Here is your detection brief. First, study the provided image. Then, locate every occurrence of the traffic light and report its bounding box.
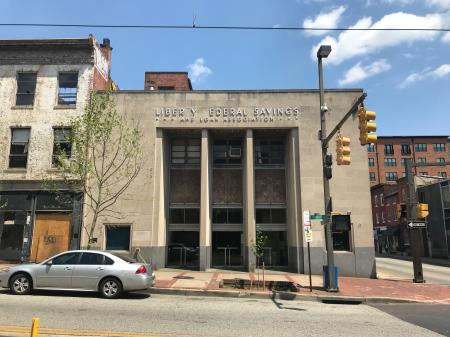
[358,106,377,146]
[324,154,332,179]
[336,133,351,165]
[416,203,429,218]
[396,203,407,219]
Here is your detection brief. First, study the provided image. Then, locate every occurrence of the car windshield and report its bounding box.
[110,252,137,263]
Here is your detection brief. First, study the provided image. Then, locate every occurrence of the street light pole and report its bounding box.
[317,45,338,292]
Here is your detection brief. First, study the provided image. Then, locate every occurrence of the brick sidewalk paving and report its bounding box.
[154,269,450,304]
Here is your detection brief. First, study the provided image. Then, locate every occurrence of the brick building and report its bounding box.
[144,72,192,91]
[0,36,113,262]
[368,136,450,185]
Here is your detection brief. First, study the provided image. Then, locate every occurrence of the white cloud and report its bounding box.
[187,58,212,83]
[381,0,414,4]
[303,6,346,36]
[403,52,414,58]
[398,63,450,87]
[339,59,391,85]
[426,0,450,9]
[442,31,450,43]
[310,12,444,65]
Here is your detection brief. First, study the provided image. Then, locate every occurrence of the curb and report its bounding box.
[146,287,421,304]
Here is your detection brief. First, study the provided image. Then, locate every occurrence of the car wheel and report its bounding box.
[9,273,32,295]
[100,277,122,299]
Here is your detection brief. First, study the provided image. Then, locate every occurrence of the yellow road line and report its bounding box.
[0,325,166,337]
[0,325,230,337]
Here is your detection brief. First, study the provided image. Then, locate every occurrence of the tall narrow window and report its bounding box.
[58,72,78,105]
[9,128,30,168]
[367,143,375,152]
[53,128,72,165]
[16,72,37,106]
[415,143,427,152]
[368,158,375,167]
[384,144,394,155]
[401,143,411,155]
[369,172,376,181]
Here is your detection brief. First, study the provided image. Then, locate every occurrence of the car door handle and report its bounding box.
[64,267,72,271]
[96,267,104,271]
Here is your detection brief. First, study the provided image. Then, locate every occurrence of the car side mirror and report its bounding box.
[46,260,53,266]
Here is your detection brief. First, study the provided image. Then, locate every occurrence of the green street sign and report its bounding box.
[310,213,325,220]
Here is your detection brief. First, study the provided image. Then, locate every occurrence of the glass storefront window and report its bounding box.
[212,208,243,224]
[256,208,286,224]
[169,208,200,224]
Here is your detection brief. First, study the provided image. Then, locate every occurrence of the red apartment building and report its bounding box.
[368,136,450,185]
[144,72,192,91]
[370,136,450,255]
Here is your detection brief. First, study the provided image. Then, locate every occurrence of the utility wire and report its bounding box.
[0,23,449,31]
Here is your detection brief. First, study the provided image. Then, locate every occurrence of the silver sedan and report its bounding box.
[0,250,155,299]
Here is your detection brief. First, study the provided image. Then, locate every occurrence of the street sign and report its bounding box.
[408,222,426,228]
[310,213,325,220]
[304,226,313,242]
[303,210,310,226]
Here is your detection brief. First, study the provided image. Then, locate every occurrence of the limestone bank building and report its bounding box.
[0,38,375,278]
[99,73,375,277]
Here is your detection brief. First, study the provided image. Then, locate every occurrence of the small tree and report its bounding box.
[250,225,268,290]
[47,91,143,249]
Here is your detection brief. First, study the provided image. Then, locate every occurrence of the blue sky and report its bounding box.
[1,0,449,136]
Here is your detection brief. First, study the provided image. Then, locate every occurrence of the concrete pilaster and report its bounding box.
[150,128,167,269]
[286,128,304,273]
[244,129,256,271]
[199,129,211,270]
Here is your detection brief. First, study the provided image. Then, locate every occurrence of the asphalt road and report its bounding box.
[376,257,450,285]
[0,290,446,337]
[371,303,450,337]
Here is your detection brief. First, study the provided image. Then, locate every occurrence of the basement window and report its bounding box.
[16,72,37,106]
[105,225,131,251]
[58,72,78,105]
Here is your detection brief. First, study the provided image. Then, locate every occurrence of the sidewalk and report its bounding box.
[152,269,450,304]
[2,263,450,304]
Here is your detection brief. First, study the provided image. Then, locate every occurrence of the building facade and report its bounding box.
[80,88,376,277]
[0,37,113,262]
[418,179,450,259]
[368,136,450,185]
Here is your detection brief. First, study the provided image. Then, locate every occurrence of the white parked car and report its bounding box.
[0,250,155,299]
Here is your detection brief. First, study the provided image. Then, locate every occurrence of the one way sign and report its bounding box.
[408,222,426,228]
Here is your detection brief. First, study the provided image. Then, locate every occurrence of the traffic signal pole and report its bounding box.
[318,53,338,292]
[405,160,424,283]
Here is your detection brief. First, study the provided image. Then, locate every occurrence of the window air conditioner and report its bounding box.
[229,146,242,158]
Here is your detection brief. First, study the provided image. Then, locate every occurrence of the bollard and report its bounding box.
[30,317,39,337]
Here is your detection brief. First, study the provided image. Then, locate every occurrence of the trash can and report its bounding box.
[323,265,339,289]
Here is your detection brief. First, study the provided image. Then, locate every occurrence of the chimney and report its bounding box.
[100,38,113,65]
